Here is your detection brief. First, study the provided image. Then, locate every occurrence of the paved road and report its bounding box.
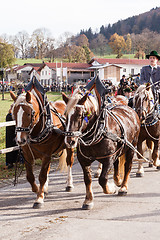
[0,160,160,240]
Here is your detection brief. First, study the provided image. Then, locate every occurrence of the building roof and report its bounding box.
[45,62,92,69]
[89,58,150,65]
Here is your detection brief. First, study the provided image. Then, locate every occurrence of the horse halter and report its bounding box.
[65,104,88,138]
[15,102,36,134]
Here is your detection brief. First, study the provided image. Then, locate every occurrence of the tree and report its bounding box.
[44,37,55,62]
[90,34,107,55]
[30,28,51,59]
[15,31,30,59]
[125,33,132,53]
[75,34,89,47]
[109,33,126,58]
[0,42,15,69]
[83,46,94,62]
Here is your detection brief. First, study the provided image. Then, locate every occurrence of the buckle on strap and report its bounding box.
[65,131,82,137]
[16,127,30,132]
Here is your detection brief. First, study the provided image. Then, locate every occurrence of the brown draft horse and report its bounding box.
[133,84,160,177]
[10,89,74,208]
[62,88,140,210]
[94,95,129,178]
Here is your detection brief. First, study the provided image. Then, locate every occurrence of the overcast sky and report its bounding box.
[1,0,160,40]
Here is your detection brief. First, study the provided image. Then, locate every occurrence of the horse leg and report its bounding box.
[99,161,116,194]
[152,140,160,169]
[94,162,102,178]
[43,163,50,196]
[136,140,144,177]
[118,148,134,196]
[77,154,94,210]
[33,159,50,209]
[146,139,154,167]
[113,158,122,187]
[25,161,39,194]
[66,148,74,192]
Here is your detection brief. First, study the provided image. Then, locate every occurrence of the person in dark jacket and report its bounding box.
[134,73,141,86]
[140,50,160,115]
[140,50,160,85]
[6,105,18,169]
[120,75,127,86]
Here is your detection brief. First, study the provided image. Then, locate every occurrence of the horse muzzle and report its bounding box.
[64,131,81,148]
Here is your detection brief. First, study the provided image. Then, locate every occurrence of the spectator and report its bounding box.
[6,105,18,169]
[134,73,140,86]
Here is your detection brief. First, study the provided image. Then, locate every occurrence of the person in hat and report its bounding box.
[140,50,160,117]
[140,50,160,85]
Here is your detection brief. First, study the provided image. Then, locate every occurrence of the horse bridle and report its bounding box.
[134,90,157,121]
[65,104,87,138]
[15,102,36,134]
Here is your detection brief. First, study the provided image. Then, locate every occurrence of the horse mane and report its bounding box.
[65,88,99,115]
[13,93,27,107]
[65,95,81,115]
[133,84,154,109]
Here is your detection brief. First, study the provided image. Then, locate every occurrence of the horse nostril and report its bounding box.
[17,138,26,145]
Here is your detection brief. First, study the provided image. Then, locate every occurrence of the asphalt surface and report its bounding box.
[0,160,160,240]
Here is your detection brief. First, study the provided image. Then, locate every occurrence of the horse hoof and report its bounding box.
[82,202,94,210]
[156,166,160,170]
[136,172,144,177]
[149,163,153,167]
[118,189,127,196]
[94,172,100,178]
[66,186,73,192]
[33,202,43,209]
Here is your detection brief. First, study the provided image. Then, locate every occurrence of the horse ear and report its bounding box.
[78,91,89,105]
[10,91,17,102]
[62,92,69,104]
[26,91,32,103]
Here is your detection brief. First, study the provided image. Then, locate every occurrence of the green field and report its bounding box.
[14,54,136,66]
[0,91,63,180]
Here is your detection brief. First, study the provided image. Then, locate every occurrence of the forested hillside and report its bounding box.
[80,7,160,41]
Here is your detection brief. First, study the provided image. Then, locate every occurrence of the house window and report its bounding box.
[91,72,94,77]
[45,71,47,75]
[123,68,126,72]
[131,69,134,75]
[42,71,44,76]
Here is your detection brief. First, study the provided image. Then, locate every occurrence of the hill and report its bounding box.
[80,7,160,41]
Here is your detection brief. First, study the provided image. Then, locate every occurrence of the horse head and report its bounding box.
[133,83,155,122]
[10,91,40,146]
[62,89,99,148]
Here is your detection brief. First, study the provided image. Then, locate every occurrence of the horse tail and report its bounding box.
[118,154,125,180]
[58,149,68,172]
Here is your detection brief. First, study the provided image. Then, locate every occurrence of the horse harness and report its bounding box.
[15,98,66,144]
[65,103,126,160]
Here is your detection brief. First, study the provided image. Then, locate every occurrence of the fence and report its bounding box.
[0,121,19,154]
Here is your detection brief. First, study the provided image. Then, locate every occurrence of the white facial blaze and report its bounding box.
[66,109,74,131]
[64,109,74,146]
[16,107,24,142]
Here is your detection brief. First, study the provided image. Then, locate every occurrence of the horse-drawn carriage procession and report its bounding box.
[5,50,160,211]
